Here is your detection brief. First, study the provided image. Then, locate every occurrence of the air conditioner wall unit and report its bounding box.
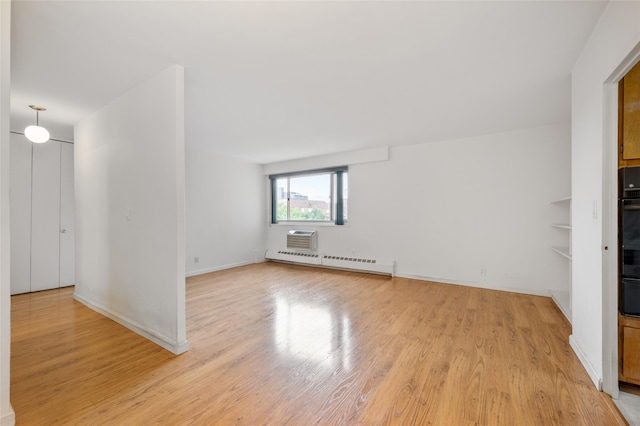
[286,230,317,251]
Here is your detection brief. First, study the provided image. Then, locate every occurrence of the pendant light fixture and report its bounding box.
[24,105,50,143]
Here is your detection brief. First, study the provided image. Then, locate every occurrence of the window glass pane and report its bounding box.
[276,178,288,221]
[289,174,331,221]
[270,168,347,224]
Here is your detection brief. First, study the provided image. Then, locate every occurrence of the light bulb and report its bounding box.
[25,125,50,143]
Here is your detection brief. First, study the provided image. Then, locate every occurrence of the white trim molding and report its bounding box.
[570,334,603,391]
[73,293,189,355]
[0,407,15,426]
[186,259,262,278]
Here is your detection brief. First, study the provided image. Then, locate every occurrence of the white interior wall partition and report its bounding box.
[0,1,14,423]
[74,65,187,355]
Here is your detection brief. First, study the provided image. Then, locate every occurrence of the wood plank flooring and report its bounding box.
[11,263,627,425]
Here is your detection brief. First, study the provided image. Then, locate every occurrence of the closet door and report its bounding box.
[30,142,61,292]
[59,143,75,286]
[10,134,32,295]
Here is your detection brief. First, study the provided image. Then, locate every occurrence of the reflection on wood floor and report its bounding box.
[11,262,627,425]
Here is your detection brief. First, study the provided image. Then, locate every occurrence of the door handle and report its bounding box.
[60,229,66,234]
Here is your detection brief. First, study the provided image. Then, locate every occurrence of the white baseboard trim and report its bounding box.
[0,404,15,426]
[185,259,263,278]
[550,290,571,323]
[395,273,550,298]
[73,293,189,355]
[569,334,602,391]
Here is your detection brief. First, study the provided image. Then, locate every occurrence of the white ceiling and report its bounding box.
[10,1,607,164]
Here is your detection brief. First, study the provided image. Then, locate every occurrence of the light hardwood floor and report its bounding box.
[11,263,627,425]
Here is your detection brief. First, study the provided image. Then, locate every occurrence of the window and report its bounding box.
[270,167,348,225]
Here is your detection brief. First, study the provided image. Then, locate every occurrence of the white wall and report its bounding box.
[74,65,188,354]
[571,1,640,390]
[185,149,265,276]
[266,123,571,296]
[0,0,14,424]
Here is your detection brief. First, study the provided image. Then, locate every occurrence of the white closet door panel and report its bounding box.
[31,142,61,292]
[59,143,75,287]
[10,134,32,295]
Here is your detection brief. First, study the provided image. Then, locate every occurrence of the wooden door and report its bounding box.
[620,61,640,166]
[622,326,640,383]
[619,314,640,385]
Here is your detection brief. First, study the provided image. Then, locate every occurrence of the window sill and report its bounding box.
[270,221,348,227]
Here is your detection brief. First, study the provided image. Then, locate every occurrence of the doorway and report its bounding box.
[602,45,640,418]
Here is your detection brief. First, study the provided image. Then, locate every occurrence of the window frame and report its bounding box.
[269,166,348,225]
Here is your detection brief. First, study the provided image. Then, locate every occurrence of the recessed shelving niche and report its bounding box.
[551,196,571,322]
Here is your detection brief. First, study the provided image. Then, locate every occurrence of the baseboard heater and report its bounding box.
[265,249,395,276]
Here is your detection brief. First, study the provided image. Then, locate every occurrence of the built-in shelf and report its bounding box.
[551,246,572,260]
[551,196,572,203]
[551,196,572,323]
